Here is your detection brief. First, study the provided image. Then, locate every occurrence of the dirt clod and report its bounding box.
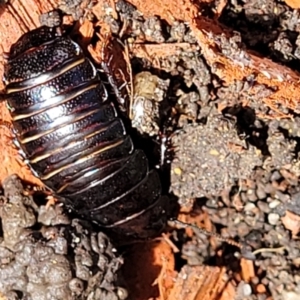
[0,175,126,300]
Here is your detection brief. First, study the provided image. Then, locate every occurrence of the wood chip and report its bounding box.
[167,265,229,300]
[284,0,300,8]
[240,257,255,282]
[281,210,300,237]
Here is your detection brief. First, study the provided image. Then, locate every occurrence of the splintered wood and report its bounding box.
[284,0,300,9]
[0,0,297,299]
[128,0,300,118]
[167,266,229,300]
[122,240,176,300]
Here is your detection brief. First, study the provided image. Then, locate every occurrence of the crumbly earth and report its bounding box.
[102,1,300,299]
[2,0,300,299]
[0,175,127,300]
[170,114,263,199]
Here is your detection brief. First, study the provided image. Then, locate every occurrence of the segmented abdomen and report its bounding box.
[3,26,166,238]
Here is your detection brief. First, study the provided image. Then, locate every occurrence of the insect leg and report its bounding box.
[168,219,256,261]
[100,36,130,113]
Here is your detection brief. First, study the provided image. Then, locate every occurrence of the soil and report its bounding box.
[1,0,300,299]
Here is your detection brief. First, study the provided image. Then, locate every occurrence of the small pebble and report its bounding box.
[257,201,271,213]
[236,281,252,298]
[269,199,281,209]
[244,203,256,212]
[268,213,280,225]
[174,167,182,176]
[256,284,267,294]
[247,189,258,202]
[282,291,300,300]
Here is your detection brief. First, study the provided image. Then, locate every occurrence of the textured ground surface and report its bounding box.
[1,0,300,299]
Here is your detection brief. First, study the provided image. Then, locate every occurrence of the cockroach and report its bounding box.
[0,23,169,241]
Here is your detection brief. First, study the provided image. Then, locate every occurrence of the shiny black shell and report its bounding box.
[2,26,168,239]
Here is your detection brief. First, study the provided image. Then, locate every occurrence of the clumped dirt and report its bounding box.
[2,0,300,299]
[0,175,126,300]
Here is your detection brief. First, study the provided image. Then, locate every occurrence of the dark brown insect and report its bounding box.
[0,24,169,241]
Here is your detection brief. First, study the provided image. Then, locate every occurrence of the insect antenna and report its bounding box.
[168,219,256,261]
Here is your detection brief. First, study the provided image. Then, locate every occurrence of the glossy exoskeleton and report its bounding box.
[1,25,169,240]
